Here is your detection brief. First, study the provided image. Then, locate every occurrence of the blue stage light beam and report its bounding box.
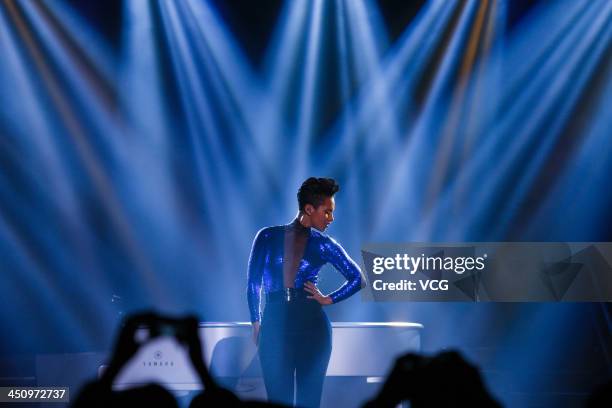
[327,0,391,251]
[369,0,479,239]
[157,0,240,246]
[487,3,611,239]
[0,7,75,200]
[408,0,501,240]
[157,0,328,320]
[414,0,590,240]
[420,0,494,219]
[183,0,264,117]
[324,0,458,197]
[0,5,116,343]
[441,0,611,240]
[522,59,612,240]
[183,0,261,108]
[0,207,95,350]
[407,0,610,243]
[445,0,507,225]
[342,0,393,141]
[121,0,170,145]
[263,0,309,89]
[262,0,309,166]
[26,0,167,298]
[289,0,326,201]
[345,0,389,84]
[117,0,218,313]
[1,0,170,331]
[17,0,122,151]
[157,0,274,319]
[321,0,457,174]
[177,0,274,205]
[318,0,458,256]
[37,0,116,91]
[325,0,467,328]
[332,0,360,254]
[162,0,263,189]
[366,3,612,401]
[333,0,361,254]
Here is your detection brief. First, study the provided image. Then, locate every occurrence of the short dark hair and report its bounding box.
[297,177,339,211]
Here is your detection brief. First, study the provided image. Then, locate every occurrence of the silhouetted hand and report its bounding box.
[363,351,501,408]
[175,316,217,390]
[75,312,184,408]
[99,312,160,387]
[363,353,425,408]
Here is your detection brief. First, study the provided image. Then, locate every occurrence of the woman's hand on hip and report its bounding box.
[304,281,333,305]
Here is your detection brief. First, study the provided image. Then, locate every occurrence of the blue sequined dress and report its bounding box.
[247,220,362,322]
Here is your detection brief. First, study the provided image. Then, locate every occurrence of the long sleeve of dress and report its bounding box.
[322,236,362,303]
[247,228,269,322]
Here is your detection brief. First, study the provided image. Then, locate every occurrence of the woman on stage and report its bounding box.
[247,177,362,408]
